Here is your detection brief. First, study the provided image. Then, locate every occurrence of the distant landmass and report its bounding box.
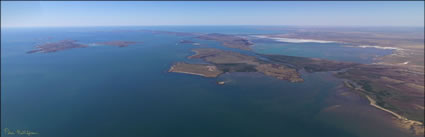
[27,40,139,53]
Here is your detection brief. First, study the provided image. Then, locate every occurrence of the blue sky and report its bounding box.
[1,1,424,27]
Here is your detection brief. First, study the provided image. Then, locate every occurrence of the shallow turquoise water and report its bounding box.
[1,27,412,137]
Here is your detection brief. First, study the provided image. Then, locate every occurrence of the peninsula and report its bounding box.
[169,48,303,82]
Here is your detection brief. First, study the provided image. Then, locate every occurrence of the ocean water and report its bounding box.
[1,27,413,137]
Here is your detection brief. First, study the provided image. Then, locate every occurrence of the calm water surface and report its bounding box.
[1,27,412,137]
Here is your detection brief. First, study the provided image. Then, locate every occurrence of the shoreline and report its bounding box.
[168,65,219,78]
[253,35,337,43]
[343,81,424,136]
[188,50,200,59]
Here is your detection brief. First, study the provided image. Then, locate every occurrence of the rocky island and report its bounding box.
[27,40,88,54]
[27,40,140,53]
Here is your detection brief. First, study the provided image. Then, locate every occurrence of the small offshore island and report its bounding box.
[27,40,139,53]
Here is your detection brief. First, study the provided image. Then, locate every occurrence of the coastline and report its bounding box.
[344,81,424,136]
[168,65,220,78]
[188,50,200,59]
[253,35,337,43]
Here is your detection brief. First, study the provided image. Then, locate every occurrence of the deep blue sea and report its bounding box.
[1,26,412,137]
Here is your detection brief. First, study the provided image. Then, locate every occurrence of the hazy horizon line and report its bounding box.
[2,24,424,29]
